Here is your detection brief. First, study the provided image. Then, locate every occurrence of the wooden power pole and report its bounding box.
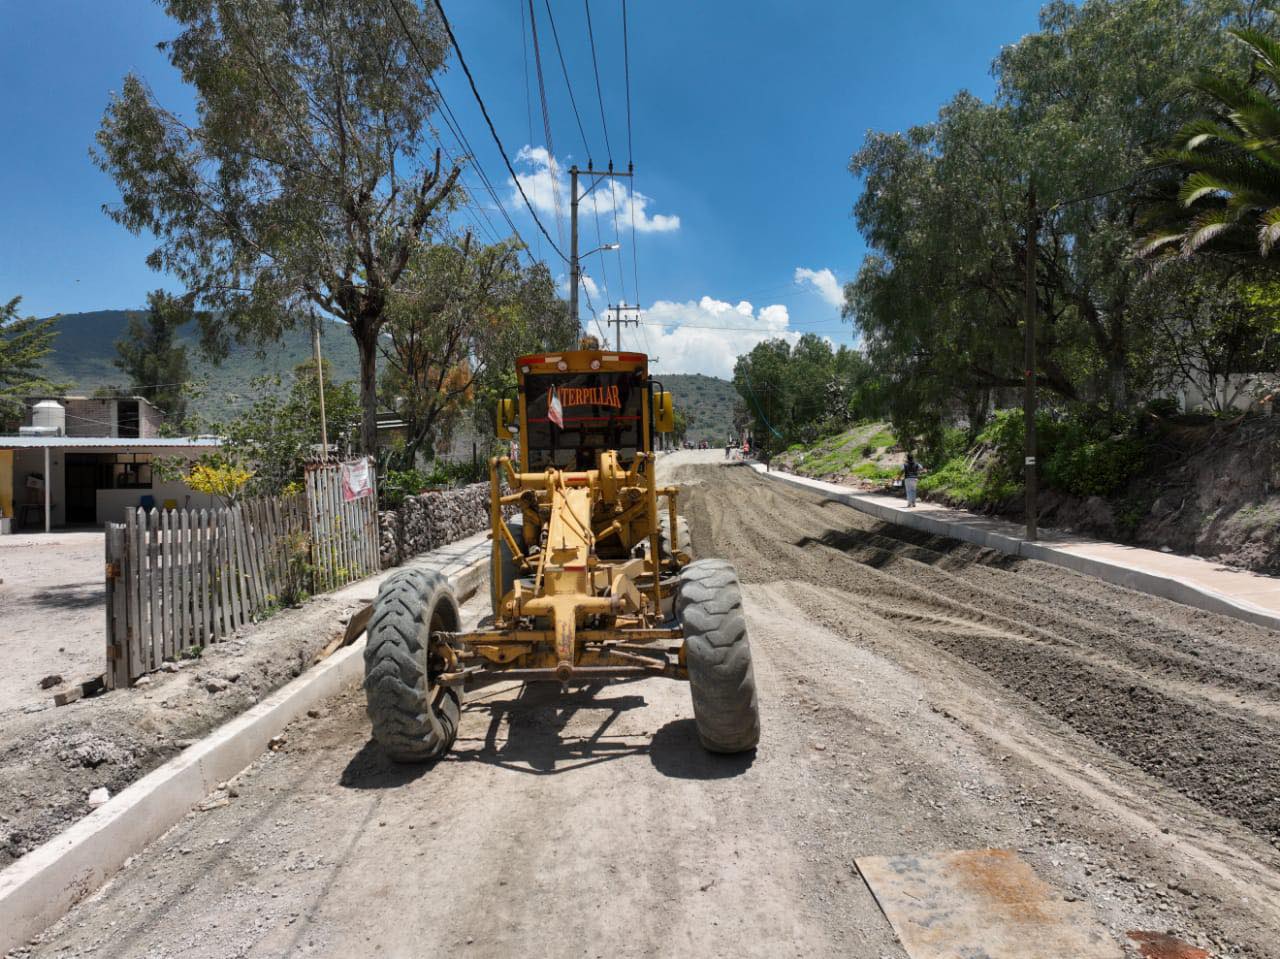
[311,310,329,457]
[1024,184,1038,542]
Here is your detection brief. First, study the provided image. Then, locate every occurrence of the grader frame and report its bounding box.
[362,346,760,760]
[439,348,688,690]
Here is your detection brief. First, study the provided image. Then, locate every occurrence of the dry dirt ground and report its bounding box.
[0,532,106,712]
[11,452,1280,958]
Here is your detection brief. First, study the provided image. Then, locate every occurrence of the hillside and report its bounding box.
[36,310,738,440]
[662,373,737,444]
[37,310,360,423]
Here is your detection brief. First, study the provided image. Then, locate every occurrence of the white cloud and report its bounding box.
[794,266,843,308]
[512,146,680,235]
[556,272,600,301]
[629,295,799,379]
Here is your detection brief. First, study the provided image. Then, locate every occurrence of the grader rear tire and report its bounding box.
[490,516,523,617]
[364,569,461,762]
[677,559,760,753]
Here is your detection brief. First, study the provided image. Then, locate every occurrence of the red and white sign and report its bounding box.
[548,386,564,429]
[341,457,373,502]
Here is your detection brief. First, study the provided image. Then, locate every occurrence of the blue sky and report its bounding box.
[0,0,1045,378]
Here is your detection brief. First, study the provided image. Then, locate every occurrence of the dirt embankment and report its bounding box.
[0,588,369,869]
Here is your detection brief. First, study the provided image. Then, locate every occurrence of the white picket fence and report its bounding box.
[105,461,378,687]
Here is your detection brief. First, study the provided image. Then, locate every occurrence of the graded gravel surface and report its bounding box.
[14,453,1280,958]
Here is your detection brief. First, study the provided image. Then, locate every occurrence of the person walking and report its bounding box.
[902,452,923,508]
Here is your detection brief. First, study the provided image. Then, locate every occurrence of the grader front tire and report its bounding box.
[364,569,462,762]
[677,559,760,753]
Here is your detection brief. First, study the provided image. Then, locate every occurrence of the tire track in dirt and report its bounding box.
[679,464,1280,846]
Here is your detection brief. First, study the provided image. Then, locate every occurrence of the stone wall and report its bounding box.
[379,482,499,567]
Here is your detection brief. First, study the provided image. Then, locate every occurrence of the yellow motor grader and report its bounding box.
[362,346,760,761]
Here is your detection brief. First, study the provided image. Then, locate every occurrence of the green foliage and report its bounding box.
[1144,26,1280,263]
[94,0,463,452]
[383,238,576,468]
[0,296,62,430]
[201,359,362,497]
[380,459,487,508]
[732,335,872,452]
[845,0,1268,449]
[114,290,191,424]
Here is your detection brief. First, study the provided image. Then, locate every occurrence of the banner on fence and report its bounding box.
[341,457,373,501]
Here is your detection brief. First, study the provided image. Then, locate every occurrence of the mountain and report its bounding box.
[36,310,359,423]
[37,309,738,440]
[662,372,738,444]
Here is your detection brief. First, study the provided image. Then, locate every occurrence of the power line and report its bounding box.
[583,0,613,163]
[384,0,534,261]
[621,0,641,305]
[427,0,569,263]
[525,0,568,250]
[542,0,592,159]
[518,0,542,261]
[622,0,634,167]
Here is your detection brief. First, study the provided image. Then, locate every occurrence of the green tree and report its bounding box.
[380,235,574,467]
[213,358,361,496]
[114,290,192,424]
[0,297,61,430]
[846,0,1263,447]
[1144,27,1280,264]
[94,0,462,455]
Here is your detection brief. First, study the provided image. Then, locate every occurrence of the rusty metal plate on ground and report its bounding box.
[855,848,1123,959]
[1127,931,1211,959]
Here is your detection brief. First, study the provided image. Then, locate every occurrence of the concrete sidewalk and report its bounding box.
[753,464,1280,633]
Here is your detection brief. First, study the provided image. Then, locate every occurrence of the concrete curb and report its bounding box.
[0,549,489,956]
[752,464,1280,634]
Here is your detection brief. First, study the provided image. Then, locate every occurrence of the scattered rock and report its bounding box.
[205,680,227,694]
[87,787,110,809]
[159,662,181,673]
[38,675,63,690]
[268,735,287,751]
[133,675,153,688]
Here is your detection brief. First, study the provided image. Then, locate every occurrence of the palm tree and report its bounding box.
[1143,28,1280,263]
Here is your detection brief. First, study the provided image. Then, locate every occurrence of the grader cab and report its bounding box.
[363,347,760,761]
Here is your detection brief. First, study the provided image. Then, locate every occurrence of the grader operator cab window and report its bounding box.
[523,370,646,471]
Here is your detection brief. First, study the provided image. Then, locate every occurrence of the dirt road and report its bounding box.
[18,453,1280,958]
[0,532,105,712]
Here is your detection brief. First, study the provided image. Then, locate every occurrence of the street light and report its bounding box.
[582,242,620,257]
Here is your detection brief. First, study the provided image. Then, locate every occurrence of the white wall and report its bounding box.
[96,481,217,525]
[7,447,216,529]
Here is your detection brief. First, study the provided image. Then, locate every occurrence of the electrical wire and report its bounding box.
[524,0,568,250]
[381,0,537,259]
[583,0,612,162]
[543,0,592,160]
[424,0,569,262]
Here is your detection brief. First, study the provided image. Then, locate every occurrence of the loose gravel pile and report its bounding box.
[684,464,1280,846]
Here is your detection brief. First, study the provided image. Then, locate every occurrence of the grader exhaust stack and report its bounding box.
[363,347,760,761]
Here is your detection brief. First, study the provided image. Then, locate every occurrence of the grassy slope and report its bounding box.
[773,423,901,486]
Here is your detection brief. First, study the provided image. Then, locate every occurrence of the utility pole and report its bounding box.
[606,303,640,351]
[569,165,580,333]
[311,310,329,457]
[1024,183,1038,542]
[568,164,632,334]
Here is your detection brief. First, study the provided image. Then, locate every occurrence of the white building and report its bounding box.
[0,396,221,532]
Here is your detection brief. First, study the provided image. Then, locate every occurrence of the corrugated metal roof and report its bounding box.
[0,436,222,449]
